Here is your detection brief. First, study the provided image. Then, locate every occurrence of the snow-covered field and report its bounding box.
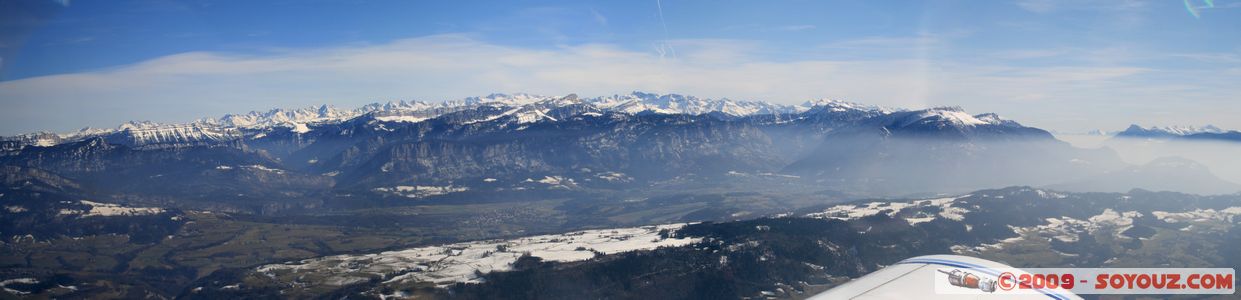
[253,223,700,288]
[806,196,966,226]
[374,115,429,123]
[1152,207,1241,223]
[373,185,468,198]
[214,164,286,174]
[804,190,1241,255]
[0,278,37,295]
[57,200,165,217]
[595,171,632,182]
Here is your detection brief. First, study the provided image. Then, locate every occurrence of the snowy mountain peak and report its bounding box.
[546,94,583,106]
[972,113,1021,127]
[910,107,985,126]
[589,91,801,116]
[973,112,1002,122]
[211,105,353,129]
[798,98,888,114]
[882,107,1021,130]
[117,121,162,131]
[1113,124,1240,143]
[464,93,548,107]
[1123,124,1224,136]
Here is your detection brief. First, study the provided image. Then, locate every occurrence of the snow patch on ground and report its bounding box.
[962,209,1148,253]
[514,109,557,124]
[253,224,700,288]
[290,123,310,133]
[375,115,429,123]
[1088,209,1141,227]
[535,176,568,185]
[373,185,468,198]
[968,236,1026,252]
[462,107,522,125]
[725,170,801,179]
[57,200,165,217]
[1152,207,1241,223]
[527,176,576,189]
[807,202,914,220]
[0,278,38,295]
[595,172,632,183]
[1035,189,1068,199]
[242,165,285,174]
[904,216,936,225]
[806,196,970,226]
[939,207,969,221]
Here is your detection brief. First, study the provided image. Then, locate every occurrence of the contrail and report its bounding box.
[655,0,677,59]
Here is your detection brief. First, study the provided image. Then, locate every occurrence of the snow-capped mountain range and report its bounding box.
[1112,124,1241,144]
[8,89,1199,204]
[208,91,837,130]
[3,91,913,148]
[1116,124,1226,137]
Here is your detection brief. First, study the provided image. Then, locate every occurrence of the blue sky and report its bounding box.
[1,0,1240,135]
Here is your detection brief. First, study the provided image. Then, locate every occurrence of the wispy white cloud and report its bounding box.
[43,36,95,46]
[1015,0,1151,27]
[1017,0,1149,13]
[1016,0,1058,13]
[590,8,607,26]
[0,34,1237,135]
[777,25,815,32]
[1170,52,1241,63]
[720,24,817,33]
[989,48,1072,60]
[819,35,942,49]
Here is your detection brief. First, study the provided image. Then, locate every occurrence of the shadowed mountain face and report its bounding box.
[1,94,1234,216]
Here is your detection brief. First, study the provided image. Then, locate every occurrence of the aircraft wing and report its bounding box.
[808,254,1083,300]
